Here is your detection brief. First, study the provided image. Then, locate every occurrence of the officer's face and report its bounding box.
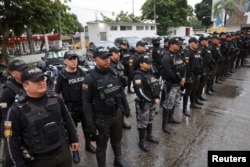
[169,43,180,52]
[64,56,78,69]
[140,62,151,71]
[110,52,120,62]
[136,45,146,53]
[10,70,22,83]
[95,56,110,70]
[189,42,198,50]
[23,76,47,97]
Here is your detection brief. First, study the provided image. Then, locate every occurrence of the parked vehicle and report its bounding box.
[86,41,116,60]
[114,37,142,53]
[43,48,84,70]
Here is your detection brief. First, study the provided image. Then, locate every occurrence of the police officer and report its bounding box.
[183,37,202,116]
[119,40,132,94]
[197,36,215,101]
[5,67,79,167]
[109,47,131,129]
[82,47,127,167]
[128,40,147,93]
[0,59,28,167]
[161,37,186,133]
[133,54,160,152]
[55,51,96,154]
[151,37,162,73]
[207,35,221,94]
[218,32,229,81]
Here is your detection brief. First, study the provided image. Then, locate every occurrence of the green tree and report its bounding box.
[101,11,141,23]
[141,0,190,35]
[213,0,235,27]
[0,0,83,63]
[195,0,213,28]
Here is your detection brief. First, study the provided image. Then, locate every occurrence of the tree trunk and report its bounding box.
[27,26,34,54]
[0,21,10,64]
[224,10,227,27]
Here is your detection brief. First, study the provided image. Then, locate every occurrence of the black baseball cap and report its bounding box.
[136,40,147,47]
[120,40,127,45]
[168,37,182,45]
[137,54,153,64]
[8,60,28,72]
[164,37,169,43]
[199,36,208,42]
[219,32,227,37]
[21,67,45,82]
[109,47,120,53]
[188,37,199,43]
[93,47,112,58]
[64,51,78,59]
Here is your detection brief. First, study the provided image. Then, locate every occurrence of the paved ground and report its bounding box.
[16,54,250,167]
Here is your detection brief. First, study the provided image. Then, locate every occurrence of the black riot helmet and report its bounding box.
[152,37,161,47]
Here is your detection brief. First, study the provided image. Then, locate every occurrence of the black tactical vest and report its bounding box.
[89,69,122,115]
[171,53,186,77]
[15,94,65,156]
[134,70,161,99]
[59,68,85,103]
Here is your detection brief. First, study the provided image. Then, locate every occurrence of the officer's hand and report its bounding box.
[154,98,160,104]
[71,142,80,151]
[124,110,130,118]
[179,78,185,86]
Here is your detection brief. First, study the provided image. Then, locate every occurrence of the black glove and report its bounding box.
[86,123,96,141]
[124,109,130,118]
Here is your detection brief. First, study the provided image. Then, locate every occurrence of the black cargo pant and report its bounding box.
[94,109,123,161]
[27,140,72,167]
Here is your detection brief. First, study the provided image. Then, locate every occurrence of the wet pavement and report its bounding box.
[72,61,250,167]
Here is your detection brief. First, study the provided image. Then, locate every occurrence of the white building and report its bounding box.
[167,26,194,36]
[86,20,157,42]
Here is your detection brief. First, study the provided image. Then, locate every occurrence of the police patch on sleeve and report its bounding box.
[0,102,7,108]
[129,59,133,66]
[134,79,142,85]
[4,121,12,138]
[82,84,89,91]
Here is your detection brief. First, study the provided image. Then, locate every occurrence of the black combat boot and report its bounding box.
[190,93,202,109]
[162,109,171,134]
[195,97,204,105]
[84,130,96,153]
[112,144,127,167]
[96,151,106,167]
[197,89,207,101]
[138,128,150,152]
[168,107,181,124]
[146,123,159,143]
[183,95,191,117]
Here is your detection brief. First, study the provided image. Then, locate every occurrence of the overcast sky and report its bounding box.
[66,0,202,25]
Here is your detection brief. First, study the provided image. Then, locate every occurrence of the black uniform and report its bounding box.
[5,92,78,167]
[0,79,24,167]
[82,67,126,167]
[197,44,215,100]
[133,64,161,152]
[161,49,186,132]
[183,46,203,110]
[152,42,162,73]
[120,48,132,92]
[55,67,95,153]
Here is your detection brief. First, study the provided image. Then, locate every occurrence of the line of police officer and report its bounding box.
[1,30,250,167]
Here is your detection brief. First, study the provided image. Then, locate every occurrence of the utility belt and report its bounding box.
[94,108,120,119]
[31,141,65,160]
